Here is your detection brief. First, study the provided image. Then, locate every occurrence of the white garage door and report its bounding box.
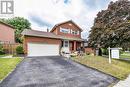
[27,43,60,56]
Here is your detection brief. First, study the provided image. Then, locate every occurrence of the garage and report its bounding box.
[27,43,60,56]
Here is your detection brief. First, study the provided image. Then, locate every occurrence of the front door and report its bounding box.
[62,40,70,53]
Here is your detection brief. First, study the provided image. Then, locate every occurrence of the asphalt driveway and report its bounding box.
[0,56,117,87]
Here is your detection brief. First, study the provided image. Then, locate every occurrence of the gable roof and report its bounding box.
[0,21,14,29]
[50,20,83,32]
[22,29,83,41]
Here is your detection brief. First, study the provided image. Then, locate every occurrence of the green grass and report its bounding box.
[120,52,130,58]
[0,58,23,81]
[72,55,130,80]
[0,54,10,57]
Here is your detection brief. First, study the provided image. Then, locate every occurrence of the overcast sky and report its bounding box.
[13,0,118,38]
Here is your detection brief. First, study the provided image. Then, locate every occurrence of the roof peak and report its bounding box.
[50,20,83,32]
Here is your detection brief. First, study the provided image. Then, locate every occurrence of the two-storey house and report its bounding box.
[22,20,83,56]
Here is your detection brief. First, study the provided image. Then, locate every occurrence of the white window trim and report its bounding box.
[71,30,79,35]
[77,31,79,35]
[60,27,70,34]
[64,40,69,47]
[60,27,80,35]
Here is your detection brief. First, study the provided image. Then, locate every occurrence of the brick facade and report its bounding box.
[0,23,15,43]
[23,20,83,55]
[51,21,81,38]
[23,36,62,54]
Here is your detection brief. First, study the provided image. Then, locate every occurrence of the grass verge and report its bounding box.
[72,55,130,80]
[120,52,130,58]
[0,58,23,81]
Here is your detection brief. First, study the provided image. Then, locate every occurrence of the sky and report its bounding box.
[5,0,119,38]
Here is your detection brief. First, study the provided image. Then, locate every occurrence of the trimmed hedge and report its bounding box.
[16,45,24,54]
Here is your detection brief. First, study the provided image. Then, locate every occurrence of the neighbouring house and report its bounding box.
[0,21,15,43]
[22,20,83,56]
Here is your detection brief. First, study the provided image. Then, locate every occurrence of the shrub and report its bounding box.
[0,44,5,55]
[120,49,123,54]
[16,45,24,54]
[86,52,90,55]
[101,48,108,55]
[101,48,105,54]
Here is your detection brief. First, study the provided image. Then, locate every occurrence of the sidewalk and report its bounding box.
[114,75,130,87]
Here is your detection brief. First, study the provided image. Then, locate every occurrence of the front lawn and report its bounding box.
[120,52,130,59]
[0,54,10,57]
[72,55,130,80]
[0,58,23,81]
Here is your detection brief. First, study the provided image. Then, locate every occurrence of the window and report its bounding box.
[71,30,79,35]
[64,41,69,47]
[72,30,75,34]
[75,31,78,35]
[60,27,70,33]
[60,27,80,35]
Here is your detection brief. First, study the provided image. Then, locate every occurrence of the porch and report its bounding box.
[61,40,82,53]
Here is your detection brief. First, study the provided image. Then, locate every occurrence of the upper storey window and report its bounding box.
[60,27,70,33]
[71,30,79,35]
[60,27,80,35]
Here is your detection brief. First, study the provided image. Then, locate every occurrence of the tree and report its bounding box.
[88,0,130,48]
[0,17,31,43]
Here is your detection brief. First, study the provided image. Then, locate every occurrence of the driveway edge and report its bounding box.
[0,58,24,85]
[70,58,119,86]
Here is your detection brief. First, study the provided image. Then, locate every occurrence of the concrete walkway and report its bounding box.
[114,75,130,87]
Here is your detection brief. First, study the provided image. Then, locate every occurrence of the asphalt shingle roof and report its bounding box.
[22,29,83,41]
